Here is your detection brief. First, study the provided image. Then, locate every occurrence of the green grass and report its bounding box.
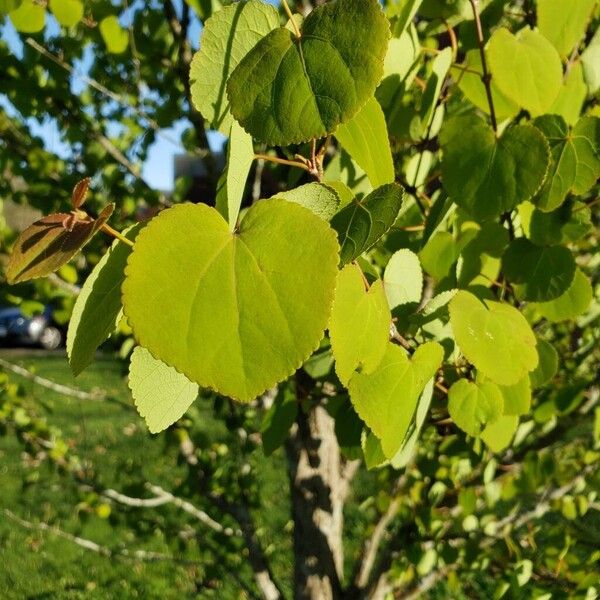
[0,353,290,599]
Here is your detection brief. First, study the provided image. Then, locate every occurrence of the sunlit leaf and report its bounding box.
[100,16,128,54]
[122,201,339,401]
[274,182,341,221]
[448,379,503,437]
[383,249,422,309]
[50,0,83,27]
[530,339,559,388]
[9,0,45,32]
[129,347,199,433]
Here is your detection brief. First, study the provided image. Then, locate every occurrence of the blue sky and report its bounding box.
[0,3,226,192]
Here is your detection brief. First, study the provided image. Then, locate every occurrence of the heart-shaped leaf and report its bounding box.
[329,264,390,385]
[530,339,559,388]
[440,115,550,221]
[6,204,114,284]
[129,347,199,433]
[122,200,339,402]
[348,341,443,457]
[330,183,404,264]
[481,415,519,453]
[502,238,576,302]
[448,379,503,437]
[189,0,280,133]
[449,291,538,386]
[532,115,600,212]
[487,27,563,117]
[67,225,141,376]
[227,0,390,145]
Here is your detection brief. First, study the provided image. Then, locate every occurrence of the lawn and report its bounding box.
[0,352,291,599]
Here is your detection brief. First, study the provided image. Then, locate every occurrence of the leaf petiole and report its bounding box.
[281,0,301,39]
[101,223,134,247]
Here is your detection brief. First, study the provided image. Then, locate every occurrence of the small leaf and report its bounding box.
[67,225,140,376]
[440,115,550,221]
[329,264,390,385]
[100,16,128,54]
[71,177,90,209]
[335,97,395,188]
[532,268,592,323]
[261,385,298,456]
[50,0,83,27]
[420,47,452,131]
[481,415,519,453]
[419,231,459,281]
[530,339,559,388]
[537,0,597,59]
[497,376,531,416]
[383,249,423,309]
[449,291,538,386]
[215,120,254,230]
[6,205,114,284]
[189,0,280,133]
[227,0,390,145]
[448,379,503,437]
[533,115,600,212]
[487,27,563,117]
[9,0,45,32]
[331,183,404,264]
[502,238,576,302]
[129,347,199,434]
[387,0,422,35]
[529,201,594,246]
[274,183,340,221]
[582,27,600,95]
[349,342,443,458]
[122,200,339,401]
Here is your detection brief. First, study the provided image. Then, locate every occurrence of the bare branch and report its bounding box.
[0,357,106,402]
[3,509,196,565]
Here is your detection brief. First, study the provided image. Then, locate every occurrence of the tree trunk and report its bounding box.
[286,403,354,600]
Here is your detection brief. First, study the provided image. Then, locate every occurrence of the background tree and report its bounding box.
[1,0,599,599]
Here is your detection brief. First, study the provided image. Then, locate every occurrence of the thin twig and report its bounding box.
[0,357,106,401]
[468,0,498,132]
[254,153,311,172]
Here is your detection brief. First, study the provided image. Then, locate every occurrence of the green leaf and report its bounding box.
[533,115,600,212]
[215,120,254,230]
[387,0,422,35]
[532,268,592,323]
[6,205,114,284]
[383,249,422,309]
[419,232,458,281]
[362,430,388,470]
[274,183,340,221]
[329,264,390,386]
[454,49,519,121]
[9,0,45,32]
[227,0,390,145]
[440,115,550,221]
[487,27,563,117]
[99,16,128,54]
[448,379,503,437]
[481,415,519,453]
[502,238,576,302]
[537,0,597,59]
[497,376,531,416]
[582,27,600,95]
[449,291,538,386]
[331,183,404,264]
[529,201,593,246]
[420,47,452,131]
[549,62,586,126]
[530,339,559,388]
[129,347,199,434]
[189,0,279,134]
[335,97,395,188]
[0,1,22,15]
[261,384,298,456]
[67,226,140,377]
[50,0,83,27]
[391,379,434,469]
[349,341,443,457]
[122,200,339,402]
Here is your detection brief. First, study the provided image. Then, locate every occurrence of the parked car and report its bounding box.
[0,305,64,350]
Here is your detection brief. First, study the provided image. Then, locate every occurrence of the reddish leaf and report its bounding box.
[6,204,114,284]
[72,177,91,209]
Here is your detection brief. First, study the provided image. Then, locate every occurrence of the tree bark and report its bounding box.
[286,403,355,600]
